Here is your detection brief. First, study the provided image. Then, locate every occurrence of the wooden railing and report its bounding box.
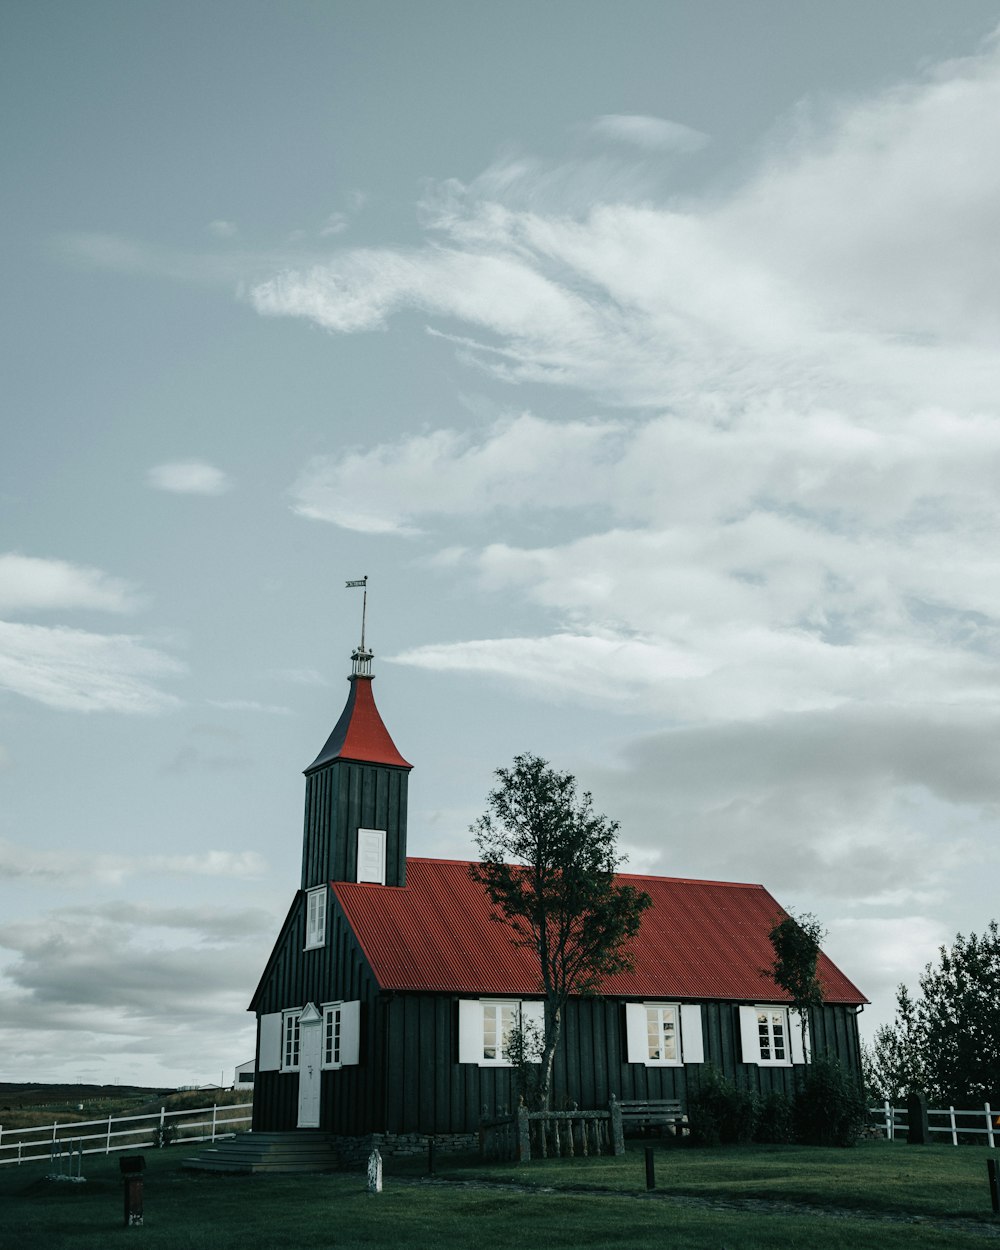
[0,1102,253,1167]
[481,1096,627,1162]
[869,1100,998,1146]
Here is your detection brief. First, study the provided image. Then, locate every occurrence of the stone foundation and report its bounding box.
[331,1131,478,1168]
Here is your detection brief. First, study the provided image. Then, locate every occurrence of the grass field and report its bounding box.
[1,1139,997,1249]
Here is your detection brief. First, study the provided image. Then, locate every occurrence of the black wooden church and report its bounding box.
[249,643,866,1153]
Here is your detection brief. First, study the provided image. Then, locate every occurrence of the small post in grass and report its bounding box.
[367,1146,383,1194]
[644,1145,655,1191]
[119,1155,145,1227]
[987,1158,1000,1215]
[427,1137,435,1176]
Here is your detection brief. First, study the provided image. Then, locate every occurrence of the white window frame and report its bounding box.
[625,1002,704,1066]
[739,1005,807,1067]
[322,1002,343,1068]
[458,999,545,1067]
[357,828,386,884]
[320,1000,362,1069]
[645,1003,680,1064]
[281,1009,302,1072]
[305,885,327,950]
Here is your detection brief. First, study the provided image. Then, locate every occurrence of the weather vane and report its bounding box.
[345,575,368,651]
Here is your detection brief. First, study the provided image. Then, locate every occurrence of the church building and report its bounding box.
[249,642,866,1157]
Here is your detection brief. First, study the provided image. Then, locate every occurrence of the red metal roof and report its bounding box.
[306,676,412,772]
[332,858,867,1004]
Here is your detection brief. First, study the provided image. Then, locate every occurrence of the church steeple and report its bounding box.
[300,642,412,890]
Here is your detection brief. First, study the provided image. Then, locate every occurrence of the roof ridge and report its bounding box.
[402,856,765,889]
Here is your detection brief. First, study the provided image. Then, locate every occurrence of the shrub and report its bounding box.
[794,1055,867,1147]
[687,1065,758,1146]
[756,1089,795,1144]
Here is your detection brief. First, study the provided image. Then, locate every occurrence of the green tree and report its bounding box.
[861,985,924,1104]
[876,922,1000,1105]
[767,910,825,1058]
[470,752,651,1109]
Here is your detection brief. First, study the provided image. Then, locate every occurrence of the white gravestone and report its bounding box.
[367,1146,383,1194]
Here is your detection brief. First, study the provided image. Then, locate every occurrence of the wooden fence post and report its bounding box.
[906,1091,929,1145]
[517,1104,531,1163]
[609,1095,625,1157]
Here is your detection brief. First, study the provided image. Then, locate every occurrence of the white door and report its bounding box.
[297,1004,322,1128]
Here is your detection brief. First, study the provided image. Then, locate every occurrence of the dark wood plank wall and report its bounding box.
[378,995,864,1134]
[252,893,388,1133]
[300,761,408,889]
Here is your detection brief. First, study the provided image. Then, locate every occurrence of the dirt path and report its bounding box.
[410,1175,1000,1239]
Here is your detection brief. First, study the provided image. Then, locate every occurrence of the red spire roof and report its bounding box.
[331,858,867,1004]
[306,673,411,772]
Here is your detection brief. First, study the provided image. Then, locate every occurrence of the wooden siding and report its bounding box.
[375,994,863,1135]
[300,760,409,889]
[252,893,389,1134]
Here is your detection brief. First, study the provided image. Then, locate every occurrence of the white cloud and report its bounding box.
[147,461,232,496]
[590,113,709,153]
[0,902,274,1082]
[207,699,292,715]
[0,553,142,615]
[393,632,707,705]
[0,839,267,885]
[207,218,238,238]
[320,212,349,236]
[0,621,182,713]
[291,413,624,533]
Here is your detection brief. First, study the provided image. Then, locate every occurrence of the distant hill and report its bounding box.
[0,1082,173,1112]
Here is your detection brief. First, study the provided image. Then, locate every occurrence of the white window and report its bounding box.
[458,999,545,1066]
[357,828,386,884]
[281,1010,301,1071]
[320,1000,361,1068]
[758,1008,787,1062]
[646,1005,678,1062]
[323,1003,342,1067]
[305,886,327,950]
[625,1003,704,1066]
[483,1001,517,1063]
[739,1006,808,1067]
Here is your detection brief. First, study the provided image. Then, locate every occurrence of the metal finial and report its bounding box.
[345,576,371,676]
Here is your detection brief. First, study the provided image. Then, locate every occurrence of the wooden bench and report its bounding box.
[617,1098,684,1137]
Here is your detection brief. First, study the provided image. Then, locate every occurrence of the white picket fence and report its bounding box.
[0,1102,252,1167]
[871,1100,999,1146]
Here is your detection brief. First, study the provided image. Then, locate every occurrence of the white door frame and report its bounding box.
[297,1003,323,1128]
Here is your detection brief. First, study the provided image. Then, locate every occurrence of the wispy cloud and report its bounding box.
[291,413,624,533]
[206,699,291,715]
[147,461,232,495]
[0,553,143,615]
[589,113,709,153]
[0,621,182,713]
[0,839,268,885]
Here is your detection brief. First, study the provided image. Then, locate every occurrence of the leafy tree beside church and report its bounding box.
[864,921,1000,1105]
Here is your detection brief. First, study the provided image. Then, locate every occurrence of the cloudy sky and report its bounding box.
[4,1,1000,1087]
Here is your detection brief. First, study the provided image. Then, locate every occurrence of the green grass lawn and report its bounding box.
[0,1140,997,1250]
[401,1137,998,1221]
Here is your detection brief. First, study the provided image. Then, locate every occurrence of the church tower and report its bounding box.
[300,644,412,890]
